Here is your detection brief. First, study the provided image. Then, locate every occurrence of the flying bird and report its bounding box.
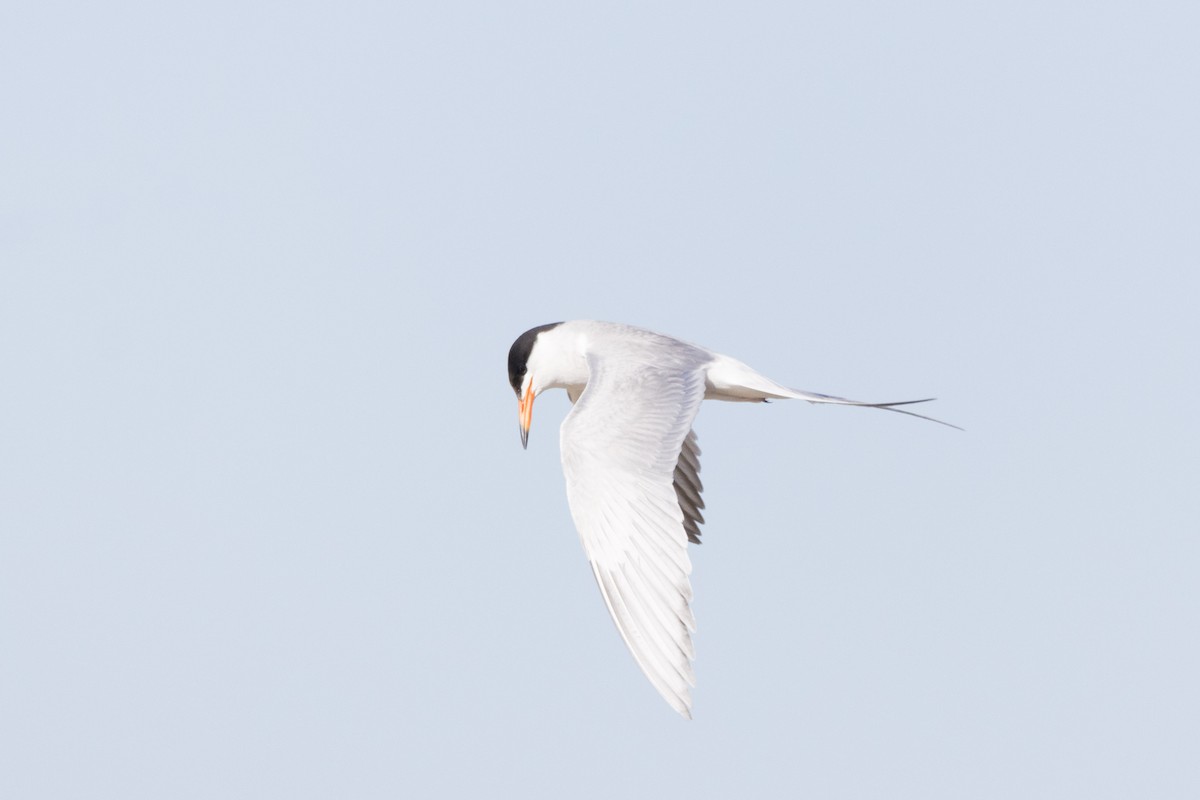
[507,320,956,718]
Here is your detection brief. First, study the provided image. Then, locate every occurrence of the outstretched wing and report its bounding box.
[560,353,708,718]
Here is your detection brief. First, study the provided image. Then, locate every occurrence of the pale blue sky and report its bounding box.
[2,2,1197,798]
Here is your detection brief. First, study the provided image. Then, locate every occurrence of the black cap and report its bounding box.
[507,322,563,395]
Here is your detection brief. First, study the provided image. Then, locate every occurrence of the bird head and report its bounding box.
[507,322,565,449]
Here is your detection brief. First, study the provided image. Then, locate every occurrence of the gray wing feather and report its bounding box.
[673,430,706,544]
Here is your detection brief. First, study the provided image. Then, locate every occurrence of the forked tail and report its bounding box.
[781,388,962,430]
[704,354,962,430]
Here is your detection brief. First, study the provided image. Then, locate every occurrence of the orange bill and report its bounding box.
[518,381,534,449]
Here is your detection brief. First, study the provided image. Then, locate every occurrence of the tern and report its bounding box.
[508,320,956,718]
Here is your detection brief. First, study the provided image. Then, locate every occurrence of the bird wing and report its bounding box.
[559,352,708,718]
[673,430,705,545]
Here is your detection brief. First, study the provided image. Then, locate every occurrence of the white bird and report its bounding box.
[507,321,956,718]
